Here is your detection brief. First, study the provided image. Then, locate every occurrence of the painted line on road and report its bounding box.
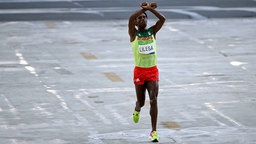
[61,80,244,94]
[205,102,242,127]
[166,26,205,44]
[230,61,247,67]
[15,51,28,65]
[161,80,245,90]
[201,111,227,126]
[32,103,53,117]
[1,94,17,113]
[230,61,249,71]
[73,113,89,126]
[78,87,133,94]
[105,105,130,125]
[163,9,207,20]
[47,89,71,111]
[75,93,112,125]
[88,128,177,143]
[15,50,94,127]
[15,50,39,77]
[220,51,256,57]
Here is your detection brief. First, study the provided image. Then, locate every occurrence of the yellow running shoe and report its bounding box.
[132,111,140,123]
[150,131,159,142]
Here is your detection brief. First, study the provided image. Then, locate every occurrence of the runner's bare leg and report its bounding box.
[146,81,159,131]
[135,84,146,112]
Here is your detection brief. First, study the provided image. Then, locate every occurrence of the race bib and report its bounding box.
[138,43,155,54]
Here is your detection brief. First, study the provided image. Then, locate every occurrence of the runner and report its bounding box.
[128,1,165,142]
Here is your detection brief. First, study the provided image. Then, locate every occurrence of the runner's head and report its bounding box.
[135,12,148,30]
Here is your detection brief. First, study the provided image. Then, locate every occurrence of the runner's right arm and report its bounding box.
[128,2,148,42]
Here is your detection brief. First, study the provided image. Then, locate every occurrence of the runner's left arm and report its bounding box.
[148,3,165,37]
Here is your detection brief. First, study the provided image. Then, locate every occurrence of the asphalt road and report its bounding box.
[1,18,256,144]
[1,0,256,144]
[0,0,256,21]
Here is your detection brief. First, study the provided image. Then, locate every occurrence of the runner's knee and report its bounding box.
[150,97,157,106]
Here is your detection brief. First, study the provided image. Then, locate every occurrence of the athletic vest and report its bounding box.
[131,28,157,68]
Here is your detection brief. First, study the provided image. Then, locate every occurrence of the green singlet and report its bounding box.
[131,28,157,68]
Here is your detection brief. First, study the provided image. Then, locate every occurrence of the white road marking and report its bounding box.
[166,26,205,44]
[163,9,207,20]
[105,105,130,125]
[205,103,242,127]
[75,94,112,125]
[10,139,19,144]
[47,90,71,111]
[15,52,28,65]
[161,80,245,90]
[201,111,227,126]
[73,113,89,126]
[1,94,17,113]
[93,110,112,125]
[230,61,247,66]
[78,87,134,94]
[56,80,245,95]
[15,50,38,77]
[14,48,105,141]
[32,103,53,117]
[24,65,38,76]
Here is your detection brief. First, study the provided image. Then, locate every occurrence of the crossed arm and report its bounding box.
[128,2,166,42]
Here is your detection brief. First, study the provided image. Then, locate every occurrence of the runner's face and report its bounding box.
[136,13,147,29]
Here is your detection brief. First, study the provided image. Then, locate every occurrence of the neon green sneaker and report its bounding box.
[150,131,159,142]
[132,111,140,123]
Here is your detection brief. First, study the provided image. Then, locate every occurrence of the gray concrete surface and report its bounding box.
[0,18,256,144]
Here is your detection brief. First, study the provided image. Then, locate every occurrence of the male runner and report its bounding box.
[128,1,165,142]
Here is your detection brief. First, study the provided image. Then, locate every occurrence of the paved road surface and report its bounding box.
[1,18,256,143]
[1,0,256,144]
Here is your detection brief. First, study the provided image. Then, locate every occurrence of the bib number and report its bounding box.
[138,43,155,54]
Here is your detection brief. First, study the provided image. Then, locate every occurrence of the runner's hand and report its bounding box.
[140,2,157,10]
[150,2,158,9]
[140,2,149,9]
